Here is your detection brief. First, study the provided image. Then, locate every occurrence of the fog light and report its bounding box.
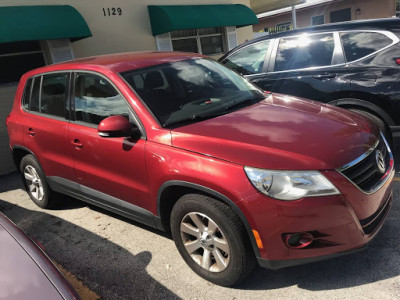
[284,232,314,249]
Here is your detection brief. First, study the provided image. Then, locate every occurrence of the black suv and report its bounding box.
[220,18,400,147]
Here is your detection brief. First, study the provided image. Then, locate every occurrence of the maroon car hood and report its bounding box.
[0,221,64,299]
[171,94,379,170]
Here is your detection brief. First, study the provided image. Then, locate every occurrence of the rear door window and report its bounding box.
[274,33,335,71]
[40,73,69,118]
[222,40,271,75]
[22,78,33,110]
[340,31,393,62]
[29,76,41,112]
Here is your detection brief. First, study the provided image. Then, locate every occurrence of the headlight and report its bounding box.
[244,166,340,201]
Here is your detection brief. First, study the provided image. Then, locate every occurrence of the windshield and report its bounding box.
[121,58,265,128]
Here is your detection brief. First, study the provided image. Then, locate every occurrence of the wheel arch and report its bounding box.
[157,180,261,258]
[329,98,395,127]
[12,146,36,171]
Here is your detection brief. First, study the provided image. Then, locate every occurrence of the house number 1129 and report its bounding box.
[103,8,122,16]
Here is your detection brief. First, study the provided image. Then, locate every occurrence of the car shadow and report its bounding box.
[0,196,180,299]
[1,172,400,294]
[238,186,400,291]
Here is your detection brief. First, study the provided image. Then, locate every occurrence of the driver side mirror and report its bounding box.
[98,115,140,138]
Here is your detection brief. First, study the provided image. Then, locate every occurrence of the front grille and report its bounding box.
[339,137,392,193]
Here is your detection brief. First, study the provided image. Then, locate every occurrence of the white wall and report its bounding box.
[0,0,254,58]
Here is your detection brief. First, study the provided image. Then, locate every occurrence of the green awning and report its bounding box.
[0,5,92,44]
[148,4,258,36]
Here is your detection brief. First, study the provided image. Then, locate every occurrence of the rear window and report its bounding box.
[340,32,393,62]
[274,33,335,71]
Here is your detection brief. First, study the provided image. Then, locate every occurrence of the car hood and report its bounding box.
[0,218,64,300]
[171,93,379,170]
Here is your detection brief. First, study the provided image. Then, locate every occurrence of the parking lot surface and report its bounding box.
[1,172,400,300]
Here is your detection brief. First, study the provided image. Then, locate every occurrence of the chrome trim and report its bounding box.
[337,138,380,172]
[337,133,394,195]
[244,29,399,75]
[339,30,400,64]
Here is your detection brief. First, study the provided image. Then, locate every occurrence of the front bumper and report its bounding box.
[238,168,394,267]
[257,244,366,270]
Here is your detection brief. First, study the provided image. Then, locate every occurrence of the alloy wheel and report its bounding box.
[24,165,44,201]
[180,212,230,272]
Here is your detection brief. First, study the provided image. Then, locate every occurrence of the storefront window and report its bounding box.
[0,41,46,84]
[396,0,400,17]
[171,27,224,55]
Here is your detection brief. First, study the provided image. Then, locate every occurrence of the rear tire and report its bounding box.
[170,194,256,286]
[20,154,57,209]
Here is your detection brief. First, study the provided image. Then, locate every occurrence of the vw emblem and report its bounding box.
[375,150,386,174]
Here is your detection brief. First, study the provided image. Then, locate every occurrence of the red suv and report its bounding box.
[6,52,394,286]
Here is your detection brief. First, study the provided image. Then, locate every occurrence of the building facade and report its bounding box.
[0,0,257,175]
[254,0,398,33]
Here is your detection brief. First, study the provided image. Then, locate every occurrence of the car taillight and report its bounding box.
[395,58,400,65]
[5,115,10,127]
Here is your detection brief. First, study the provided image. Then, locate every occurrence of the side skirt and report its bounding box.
[47,176,159,229]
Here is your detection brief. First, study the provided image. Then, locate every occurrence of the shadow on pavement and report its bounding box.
[1,171,400,294]
[0,196,180,299]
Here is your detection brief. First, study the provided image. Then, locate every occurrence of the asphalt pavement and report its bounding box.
[0,170,400,299]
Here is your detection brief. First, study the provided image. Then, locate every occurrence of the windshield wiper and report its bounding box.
[223,97,262,112]
[163,111,228,128]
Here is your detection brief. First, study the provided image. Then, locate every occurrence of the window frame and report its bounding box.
[21,70,146,138]
[170,27,226,55]
[70,70,146,138]
[311,15,325,26]
[22,71,72,122]
[269,31,343,73]
[0,41,47,85]
[266,29,399,74]
[396,0,400,17]
[40,72,70,119]
[338,30,400,64]
[221,39,274,75]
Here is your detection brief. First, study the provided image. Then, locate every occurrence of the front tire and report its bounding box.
[20,154,55,209]
[170,194,255,286]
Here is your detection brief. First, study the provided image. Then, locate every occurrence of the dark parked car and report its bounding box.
[220,18,400,147]
[6,52,394,286]
[0,212,79,299]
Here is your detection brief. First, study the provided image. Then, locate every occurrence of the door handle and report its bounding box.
[27,128,35,136]
[71,139,83,149]
[312,74,336,80]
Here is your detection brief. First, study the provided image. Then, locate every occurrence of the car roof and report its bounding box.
[26,51,205,76]
[221,17,400,59]
[262,17,400,39]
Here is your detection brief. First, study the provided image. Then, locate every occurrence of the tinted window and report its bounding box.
[223,40,271,75]
[74,73,129,125]
[30,77,41,112]
[275,33,335,71]
[22,78,33,110]
[0,41,45,84]
[340,32,393,62]
[121,58,264,127]
[330,8,351,23]
[40,73,68,118]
